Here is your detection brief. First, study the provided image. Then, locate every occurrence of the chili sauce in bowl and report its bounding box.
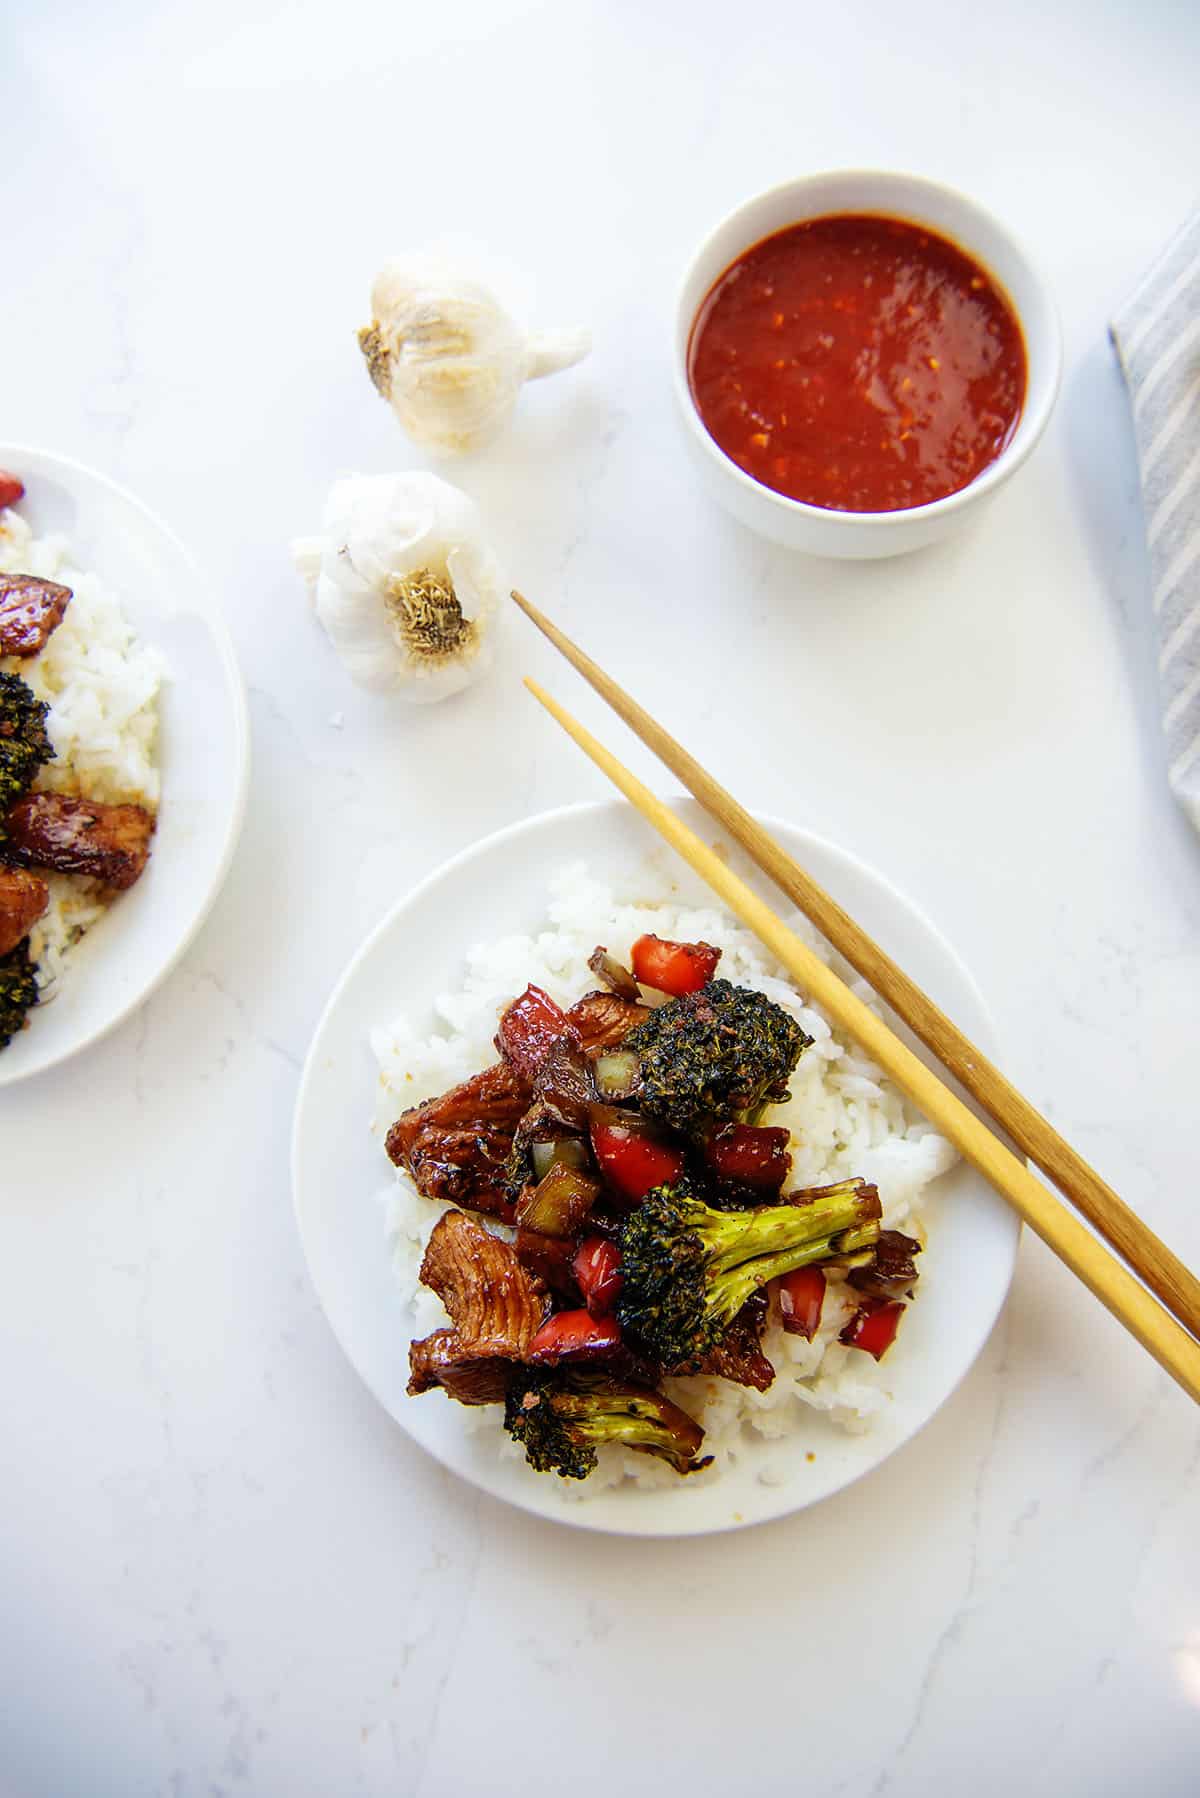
[687,214,1027,515]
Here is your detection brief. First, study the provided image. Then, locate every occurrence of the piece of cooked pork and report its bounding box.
[0,863,48,957]
[563,989,648,1054]
[4,791,155,890]
[0,573,72,658]
[407,1209,548,1404]
[386,1060,531,1222]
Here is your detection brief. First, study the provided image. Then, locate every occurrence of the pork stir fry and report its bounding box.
[5,791,155,891]
[391,935,922,1480]
[0,568,156,1048]
[0,865,48,958]
[0,572,72,658]
[386,1061,529,1222]
[407,1210,548,1404]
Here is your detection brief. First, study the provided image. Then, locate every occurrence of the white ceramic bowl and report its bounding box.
[292,798,1020,1537]
[0,446,249,1085]
[673,170,1062,559]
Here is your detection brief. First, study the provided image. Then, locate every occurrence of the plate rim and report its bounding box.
[292,796,1020,1536]
[0,441,251,1087]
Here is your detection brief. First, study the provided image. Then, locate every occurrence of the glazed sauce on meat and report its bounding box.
[688,214,1027,513]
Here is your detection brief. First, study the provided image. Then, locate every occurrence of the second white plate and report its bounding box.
[0,445,248,1086]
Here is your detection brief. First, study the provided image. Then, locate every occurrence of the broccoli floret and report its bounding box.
[0,939,39,1048]
[504,1368,712,1480]
[0,671,55,833]
[622,979,811,1136]
[617,1176,882,1366]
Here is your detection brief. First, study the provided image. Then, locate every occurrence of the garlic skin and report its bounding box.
[292,472,500,702]
[358,253,590,454]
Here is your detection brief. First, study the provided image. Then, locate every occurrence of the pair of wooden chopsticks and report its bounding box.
[511,589,1200,1407]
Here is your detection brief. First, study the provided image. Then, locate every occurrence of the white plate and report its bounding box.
[0,445,248,1085]
[292,799,1020,1536]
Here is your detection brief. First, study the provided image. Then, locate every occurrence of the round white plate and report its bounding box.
[293,799,1020,1536]
[0,445,248,1086]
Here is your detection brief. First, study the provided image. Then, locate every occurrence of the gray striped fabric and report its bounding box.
[1111,213,1200,833]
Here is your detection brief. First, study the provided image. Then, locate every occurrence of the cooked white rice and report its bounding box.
[0,505,165,995]
[372,866,957,1497]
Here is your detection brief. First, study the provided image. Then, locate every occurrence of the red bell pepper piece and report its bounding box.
[527,1308,622,1363]
[630,933,721,997]
[496,983,568,1080]
[840,1299,906,1361]
[573,1234,624,1317]
[776,1265,826,1339]
[706,1123,791,1192]
[591,1120,685,1205]
[0,472,24,510]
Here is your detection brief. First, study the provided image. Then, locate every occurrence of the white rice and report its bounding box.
[0,505,165,995]
[372,865,957,1497]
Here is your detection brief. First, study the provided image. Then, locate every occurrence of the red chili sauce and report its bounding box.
[688,215,1027,513]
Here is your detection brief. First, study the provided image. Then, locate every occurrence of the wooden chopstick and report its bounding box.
[521,676,1200,1407]
[512,588,1200,1349]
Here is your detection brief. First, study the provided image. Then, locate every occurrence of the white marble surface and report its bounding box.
[3,1,1200,1792]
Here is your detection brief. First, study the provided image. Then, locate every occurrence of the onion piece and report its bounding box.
[635,983,672,1009]
[515,1163,600,1238]
[594,1049,639,1100]
[587,945,640,1002]
[530,1137,589,1181]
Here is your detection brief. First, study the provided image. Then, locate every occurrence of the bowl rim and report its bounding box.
[672,167,1064,531]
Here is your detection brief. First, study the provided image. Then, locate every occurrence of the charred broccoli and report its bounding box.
[0,671,55,831]
[504,1368,712,1479]
[617,1176,882,1365]
[622,979,810,1136]
[0,939,38,1047]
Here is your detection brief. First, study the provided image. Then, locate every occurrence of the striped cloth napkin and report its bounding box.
[1111,214,1200,831]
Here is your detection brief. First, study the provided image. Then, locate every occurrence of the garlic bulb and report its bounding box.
[358,253,589,453]
[291,471,500,702]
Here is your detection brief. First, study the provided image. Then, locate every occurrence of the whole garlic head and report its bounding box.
[358,253,589,454]
[292,471,501,702]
